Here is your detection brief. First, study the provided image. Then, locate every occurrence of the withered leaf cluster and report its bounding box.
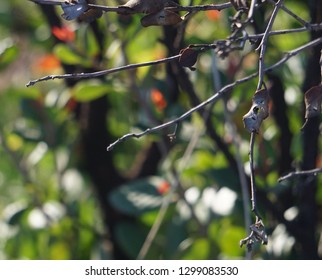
[243,88,270,133]
[117,0,182,27]
[304,85,322,119]
[31,0,182,26]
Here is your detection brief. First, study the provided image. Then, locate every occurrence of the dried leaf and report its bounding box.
[243,89,270,133]
[61,0,102,22]
[61,0,88,21]
[304,85,322,119]
[118,0,177,15]
[141,9,182,27]
[230,0,249,11]
[179,48,199,69]
[79,8,103,22]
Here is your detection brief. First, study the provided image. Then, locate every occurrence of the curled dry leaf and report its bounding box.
[243,88,270,133]
[179,48,199,70]
[141,9,182,27]
[141,10,182,27]
[118,0,177,15]
[230,0,249,11]
[304,85,322,119]
[240,220,268,251]
[62,0,102,22]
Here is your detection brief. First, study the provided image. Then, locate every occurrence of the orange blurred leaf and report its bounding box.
[52,26,75,43]
[35,54,61,71]
[156,181,171,195]
[206,10,221,21]
[151,88,167,111]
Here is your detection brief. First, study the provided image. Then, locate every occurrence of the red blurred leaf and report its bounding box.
[52,26,75,43]
[206,10,221,21]
[156,181,171,194]
[35,54,61,71]
[151,88,167,111]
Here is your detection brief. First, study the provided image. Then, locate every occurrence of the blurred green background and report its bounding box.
[0,0,321,260]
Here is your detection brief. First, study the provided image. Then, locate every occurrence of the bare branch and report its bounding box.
[256,0,283,90]
[26,55,181,87]
[106,36,322,151]
[267,0,309,27]
[278,168,322,182]
[164,2,232,12]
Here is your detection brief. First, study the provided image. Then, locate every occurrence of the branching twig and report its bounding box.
[278,168,322,182]
[26,25,322,87]
[249,132,260,218]
[106,36,322,151]
[267,0,309,27]
[164,2,232,12]
[30,0,233,13]
[239,132,268,251]
[256,0,283,90]
[26,55,181,87]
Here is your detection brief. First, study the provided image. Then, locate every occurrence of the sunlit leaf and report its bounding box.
[109,176,167,216]
[72,81,109,102]
[3,201,29,226]
[54,44,84,65]
[181,238,211,260]
[0,44,19,69]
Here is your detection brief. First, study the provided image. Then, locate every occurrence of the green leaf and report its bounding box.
[181,238,211,260]
[217,222,245,257]
[114,221,147,259]
[109,176,167,216]
[203,167,240,192]
[3,201,29,226]
[53,44,91,67]
[72,81,109,102]
[10,87,41,100]
[0,43,19,69]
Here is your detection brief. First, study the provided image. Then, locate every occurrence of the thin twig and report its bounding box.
[249,132,260,218]
[136,187,173,259]
[106,36,322,151]
[26,55,181,87]
[247,0,257,20]
[26,25,322,88]
[278,168,322,182]
[267,0,310,27]
[164,2,232,12]
[223,93,252,259]
[256,0,283,90]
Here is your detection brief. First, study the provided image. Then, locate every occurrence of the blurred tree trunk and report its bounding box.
[294,0,322,259]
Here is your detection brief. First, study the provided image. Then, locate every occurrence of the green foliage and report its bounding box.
[0,0,321,260]
[109,177,166,216]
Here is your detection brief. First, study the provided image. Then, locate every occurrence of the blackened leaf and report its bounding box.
[304,85,322,119]
[179,48,199,68]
